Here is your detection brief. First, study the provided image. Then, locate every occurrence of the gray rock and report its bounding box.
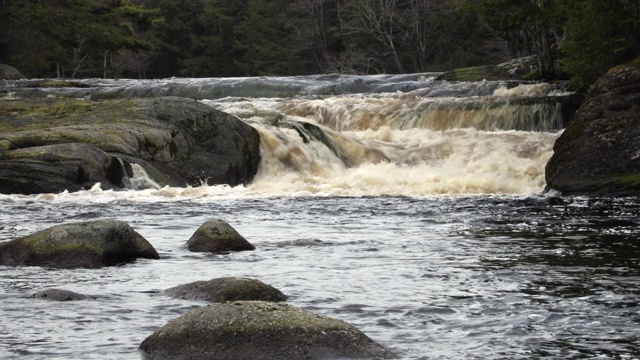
[0,143,128,194]
[545,63,640,196]
[0,220,159,268]
[32,288,90,301]
[187,219,255,253]
[139,301,396,360]
[165,277,286,302]
[0,96,260,194]
[0,64,25,80]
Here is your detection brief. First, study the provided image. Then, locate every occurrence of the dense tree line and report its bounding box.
[1,0,639,89]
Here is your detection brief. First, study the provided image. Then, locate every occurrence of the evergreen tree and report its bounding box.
[560,0,640,89]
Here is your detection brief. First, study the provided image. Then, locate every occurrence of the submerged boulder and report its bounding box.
[0,220,159,268]
[139,301,395,360]
[186,219,255,253]
[545,62,640,196]
[0,96,260,194]
[165,277,286,302]
[31,288,91,301]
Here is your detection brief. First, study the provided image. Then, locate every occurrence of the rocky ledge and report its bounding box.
[545,61,640,196]
[0,96,260,194]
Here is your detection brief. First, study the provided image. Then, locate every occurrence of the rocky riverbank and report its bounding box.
[0,97,260,194]
[545,61,640,196]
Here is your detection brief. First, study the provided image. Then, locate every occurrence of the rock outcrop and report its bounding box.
[165,277,286,302]
[545,62,640,196]
[139,301,395,360]
[0,220,159,268]
[186,219,255,253]
[0,96,261,194]
[0,64,25,80]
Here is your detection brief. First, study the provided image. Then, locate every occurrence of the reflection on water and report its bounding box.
[1,195,639,359]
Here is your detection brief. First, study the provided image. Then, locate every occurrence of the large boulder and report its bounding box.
[165,277,286,302]
[0,64,25,80]
[0,96,261,194]
[0,143,129,194]
[545,62,640,195]
[139,301,395,360]
[0,220,159,268]
[187,219,255,253]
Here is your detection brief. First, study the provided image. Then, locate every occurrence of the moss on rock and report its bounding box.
[165,277,287,303]
[140,301,395,360]
[545,63,640,196]
[186,219,255,253]
[0,219,159,268]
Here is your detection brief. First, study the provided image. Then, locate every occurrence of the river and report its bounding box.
[0,74,638,359]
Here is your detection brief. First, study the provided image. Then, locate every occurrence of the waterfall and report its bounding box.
[199,81,568,196]
[122,164,161,190]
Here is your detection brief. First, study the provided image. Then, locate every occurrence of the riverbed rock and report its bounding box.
[0,220,159,268]
[186,219,255,253]
[0,64,25,80]
[165,277,286,302]
[0,96,260,194]
[139,301,395,360]
[31,288,90,301]
[545,62,640,196]
[0,142,129,194]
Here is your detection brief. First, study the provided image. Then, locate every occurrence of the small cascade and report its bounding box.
[242,116,557,195]
[273,84,567,132]
[201,80,570,195]
[121,164,161,190]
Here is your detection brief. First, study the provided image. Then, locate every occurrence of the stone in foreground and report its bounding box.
[165,277,286,303]
[186,219,255,253]
[139,301,395,360]
[0,220,159,268]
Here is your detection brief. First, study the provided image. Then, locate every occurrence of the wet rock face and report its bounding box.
[0,220,159,268]
[0,96,261,194]
[165,277,286,303]
[139,301,396,360]
[545,64,640,196]
[0,143,126,194]
[186,219,255,253]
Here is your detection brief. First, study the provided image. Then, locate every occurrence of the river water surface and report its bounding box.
[1,75,639,359]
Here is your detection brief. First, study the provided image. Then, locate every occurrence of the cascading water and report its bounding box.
[200,81,568,196]
[6,75,635,360]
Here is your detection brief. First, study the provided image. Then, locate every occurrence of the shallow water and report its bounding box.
[1,193,639,359]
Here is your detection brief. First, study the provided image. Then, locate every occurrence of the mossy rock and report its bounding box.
[165,277,287,303]
[0,97,261,194]
[23,80,90,88]
[0,143,127,194]
[436,65,512,81]
[545,63,640,196]
[0,220,159,268]
[139,301,396,360]
[186,219,255,253]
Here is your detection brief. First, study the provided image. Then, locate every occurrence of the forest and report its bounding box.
[1,0,639,89]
